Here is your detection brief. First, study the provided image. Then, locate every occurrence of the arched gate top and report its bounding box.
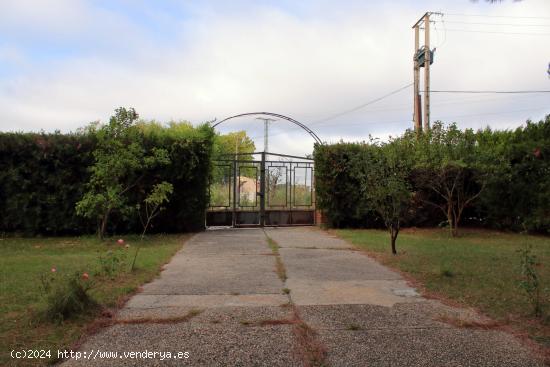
[211,112,323,145]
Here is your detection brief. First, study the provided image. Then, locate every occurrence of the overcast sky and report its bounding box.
[1,0,549,156]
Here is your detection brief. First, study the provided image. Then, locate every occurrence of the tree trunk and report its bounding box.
[447,204,456,237]
[99,208,111,240]
[451,220,458,237]
[390,224,399,255]
[141,218,151,239]
[452,212,461,237]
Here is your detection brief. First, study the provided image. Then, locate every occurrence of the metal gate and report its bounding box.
[206,152,315,227]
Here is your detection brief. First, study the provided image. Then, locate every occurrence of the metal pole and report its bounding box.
[423,13,431,131]
[235,135,238,161]
[264,119,268,153]
[256,117,276,153]
[413,25,421,133]
[259,151,266,227]
[232,159,237,227]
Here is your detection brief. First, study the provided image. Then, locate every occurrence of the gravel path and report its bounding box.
[60,227,544,366]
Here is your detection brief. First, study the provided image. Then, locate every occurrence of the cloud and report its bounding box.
[0,0,549,155]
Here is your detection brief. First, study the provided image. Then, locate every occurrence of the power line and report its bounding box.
[310,83,413,124]
[248,94,548,141]
[442,28,550,36]
[436,106,550,120]
[314,105,550,130]
[245,92,548,141]
[445,13,550,20]
[426,90,550,94]
[441,20,550,27]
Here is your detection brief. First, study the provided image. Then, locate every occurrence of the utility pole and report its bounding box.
[424,13,431,131]
[412,12,441,133]
[256,117,276,153]
[413,24,421,133]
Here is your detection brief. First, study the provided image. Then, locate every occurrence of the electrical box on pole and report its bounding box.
[412,12,440,133]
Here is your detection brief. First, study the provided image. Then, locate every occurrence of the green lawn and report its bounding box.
[336,228,550,349]
[0,234,189,366]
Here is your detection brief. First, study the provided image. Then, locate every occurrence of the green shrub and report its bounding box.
[478,116,550,233]
[0,117,215,235]
[314,116,550,234]
[0,132,96,235]
[39,269,96,323]
[518,245,544,317]
[97,247,128,278]
[313,142,376,228]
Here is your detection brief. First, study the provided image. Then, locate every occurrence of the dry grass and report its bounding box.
[291,306,328,367]
[117,309,203,325]
[436,315,501,330]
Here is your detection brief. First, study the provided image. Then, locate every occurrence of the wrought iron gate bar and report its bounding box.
[207,152,315,227]
[211,112,323,145]
[216,152,313,161]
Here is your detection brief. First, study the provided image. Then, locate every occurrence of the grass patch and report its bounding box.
[264,232,287,282]
[266,236,280,254]
[275,257,287,282]
[0,234,189,366]
[335,228,550,350]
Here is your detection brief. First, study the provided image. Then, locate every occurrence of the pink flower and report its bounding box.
[51,267,57,273]
[82,272,89,280]
[117,239,125,245]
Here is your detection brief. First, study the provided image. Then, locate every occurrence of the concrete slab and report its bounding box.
[62,322,300,367]
[138,230,282,296]
[280,247,402,281]
[287,278,419,307]
[265,227,352,249]
[297,303,451,330]
[60,228,543,366]
[141,254,282,295]
[124,294,288,312]
[315,326,543,367]
[118,305,291,325]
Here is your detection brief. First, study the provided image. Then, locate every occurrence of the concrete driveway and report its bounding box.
[62,227,543,366]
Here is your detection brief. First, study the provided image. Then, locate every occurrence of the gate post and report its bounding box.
[232,158,237,227]
[260,152,266,227]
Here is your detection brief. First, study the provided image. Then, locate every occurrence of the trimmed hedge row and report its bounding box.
[314,116,550,233]
[0,126,214,235]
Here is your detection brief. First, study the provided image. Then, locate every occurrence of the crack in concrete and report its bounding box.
[263,229,329,367]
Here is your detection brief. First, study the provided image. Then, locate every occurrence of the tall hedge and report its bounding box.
[0,133,96,234]
[477,117,550,232]
[314,116,550,234]
[314,143,377,228]
[0,123,214,235]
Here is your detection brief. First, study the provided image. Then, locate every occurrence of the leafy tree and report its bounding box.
[138,181,174,238]
[213,131,255,160]
[131,182,173,271]
[363,139,413,254]
[412,122,489,237]
[76,107,170,239]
